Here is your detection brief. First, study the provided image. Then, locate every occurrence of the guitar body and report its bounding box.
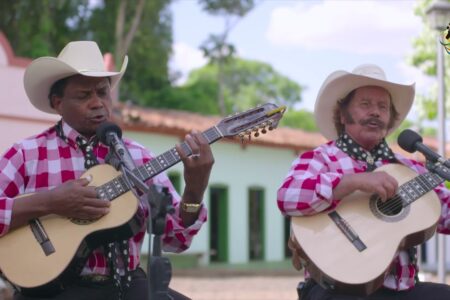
[0,164,141,289]
[291,164,442,295]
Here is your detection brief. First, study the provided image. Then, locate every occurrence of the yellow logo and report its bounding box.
[439,23,450,54]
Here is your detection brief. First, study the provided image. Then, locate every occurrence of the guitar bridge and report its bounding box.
[328,211,367,252]
[29,219,55,256]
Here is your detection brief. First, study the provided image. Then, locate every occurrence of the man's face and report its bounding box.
[341,86,391,150]
[51,75,112,138]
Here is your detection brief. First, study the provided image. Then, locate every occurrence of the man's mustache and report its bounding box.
[359,117,386,129]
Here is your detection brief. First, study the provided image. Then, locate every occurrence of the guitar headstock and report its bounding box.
[216,103,286,140]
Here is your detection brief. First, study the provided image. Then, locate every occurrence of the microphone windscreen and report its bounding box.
[96,122,122,145]
[397,129,422,153]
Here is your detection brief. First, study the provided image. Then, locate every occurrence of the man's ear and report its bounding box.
[50,96,63,115]
[339,111,345,125]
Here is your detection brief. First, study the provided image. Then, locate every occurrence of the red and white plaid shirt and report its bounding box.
[277,140,450,291]
[0,121,207,276]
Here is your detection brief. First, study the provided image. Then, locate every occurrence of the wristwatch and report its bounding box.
[181,202,202,213]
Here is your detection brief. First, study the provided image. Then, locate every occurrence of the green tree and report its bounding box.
[409,0,450,131]
[185,57,303,114]
[83,0,173,105]
[280,109,317,132]
[0,0,172,106]
[0,0,90,57]
[199,0,256,115]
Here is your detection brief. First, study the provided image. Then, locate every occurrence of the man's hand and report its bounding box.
[176,130,214,225]
[49,177,110,219]
[333,171,398,202]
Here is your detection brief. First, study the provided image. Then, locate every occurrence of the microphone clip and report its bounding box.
[425,159,450,181]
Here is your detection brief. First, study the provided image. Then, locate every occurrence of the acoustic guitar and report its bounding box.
[291,163,444,296]
[0,103,286,290]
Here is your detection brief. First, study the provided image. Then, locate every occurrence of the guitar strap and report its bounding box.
[55,120,132,298]
[336,132,419,283]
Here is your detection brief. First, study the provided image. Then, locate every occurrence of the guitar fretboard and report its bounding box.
[95,126,223,201]
[398,171,444,206]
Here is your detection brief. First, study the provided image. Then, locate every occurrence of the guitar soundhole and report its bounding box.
[370,195,409,222]
[69,218,97,225]
[376,198,403,216]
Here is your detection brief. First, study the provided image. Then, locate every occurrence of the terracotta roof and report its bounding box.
[114,103,326,152]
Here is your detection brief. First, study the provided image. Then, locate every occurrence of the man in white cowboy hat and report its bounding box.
[0,41,214,299]
[277,64,450,299]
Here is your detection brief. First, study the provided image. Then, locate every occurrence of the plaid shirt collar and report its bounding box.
[55,120,99,150]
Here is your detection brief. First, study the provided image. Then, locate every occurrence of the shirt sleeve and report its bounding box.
[396,154,450,234]
[0,144,26,236]
[277,149,343,216]
[127,141,207,253]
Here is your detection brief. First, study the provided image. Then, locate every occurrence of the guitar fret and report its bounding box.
[133,166,145,182]
[112,178,125,194]
[181,143,192,156]
[151,159,162,173]
[138,165,150,180]
[145,162,156,176]
[97,186,108,200]
[398,187,412,205]
[417,174,433,191]
[166,148,179,164]
[158,154,169,169]
[404,182,418,200]
[410,180,425,196]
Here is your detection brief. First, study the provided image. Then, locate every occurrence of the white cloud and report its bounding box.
[396,61,435,95]
[266,0,422,55]
[170,42,207,84]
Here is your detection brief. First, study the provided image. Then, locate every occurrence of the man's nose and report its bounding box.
[369,105,381,117]
[89,93,104,108]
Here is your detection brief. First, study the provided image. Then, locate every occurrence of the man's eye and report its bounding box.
[76,93,89,100]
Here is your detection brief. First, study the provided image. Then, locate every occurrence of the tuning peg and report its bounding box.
[268,126,273,131]
[262,128,267,134]
[254,131,260,137]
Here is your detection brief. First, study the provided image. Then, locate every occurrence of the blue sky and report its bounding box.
[170,0,437,122]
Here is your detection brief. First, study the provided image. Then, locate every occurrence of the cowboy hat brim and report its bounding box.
[24,55,128,114]
[314,70,415,140]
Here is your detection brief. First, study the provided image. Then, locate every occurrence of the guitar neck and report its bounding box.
[399,171,445,206]
[137,126,223,182]
[95,126,223,201]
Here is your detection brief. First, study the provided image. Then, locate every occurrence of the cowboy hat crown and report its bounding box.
[314,64,415,140]
[24,41,128,114]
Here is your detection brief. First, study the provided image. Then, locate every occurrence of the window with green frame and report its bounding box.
[168,172,181,193]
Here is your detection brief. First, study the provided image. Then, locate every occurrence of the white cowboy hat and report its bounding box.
[314,64,415,140]
[23,41,128,114]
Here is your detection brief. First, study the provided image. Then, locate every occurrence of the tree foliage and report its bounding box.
[0,0,172,106]
[409,0,450,127]
[198,0,257,115]
[0,0,90,57]
[279,109,317,132]
[185,57,302,114]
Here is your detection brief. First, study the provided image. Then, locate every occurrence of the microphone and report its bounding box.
[96,122,136,171]
[397,129,450,167]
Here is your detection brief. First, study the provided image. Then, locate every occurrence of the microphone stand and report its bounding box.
[147,185,175,300]
[426,159,450,181]
[105,151,177,300]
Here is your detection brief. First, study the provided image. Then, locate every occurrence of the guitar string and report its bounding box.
[374,179,423,213]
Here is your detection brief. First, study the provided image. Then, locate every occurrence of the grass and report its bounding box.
[140,254,298,277]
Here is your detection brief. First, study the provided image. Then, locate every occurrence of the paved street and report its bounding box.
[170,276,301,300]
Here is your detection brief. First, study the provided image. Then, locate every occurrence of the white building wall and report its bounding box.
[125,130,298,264]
